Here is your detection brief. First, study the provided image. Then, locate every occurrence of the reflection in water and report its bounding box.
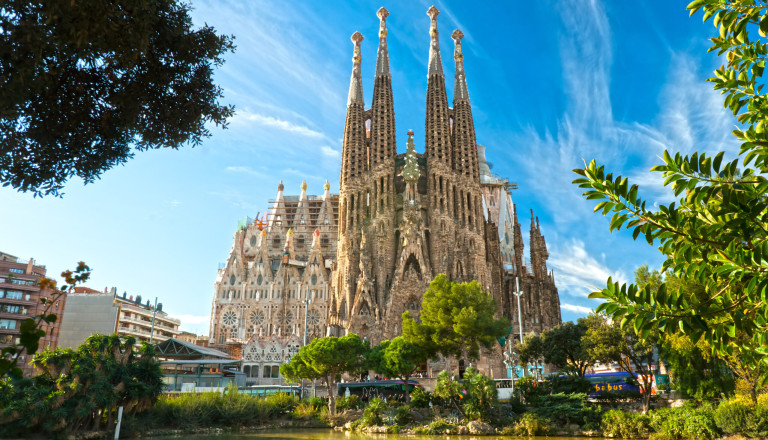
[153,428,607,440]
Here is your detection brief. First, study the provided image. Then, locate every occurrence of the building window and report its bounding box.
[8,268,23,274]
[2,290,23,300]
[0,319,16,329]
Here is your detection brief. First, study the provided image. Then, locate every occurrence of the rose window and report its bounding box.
[222,310,238,327]
[278,310,293,325]
[249,310,265,326]
[307,310,321,326]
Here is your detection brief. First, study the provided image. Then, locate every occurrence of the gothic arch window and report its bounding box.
[359,302,371,316]
[404,254,422,278]
[250,235,258,247]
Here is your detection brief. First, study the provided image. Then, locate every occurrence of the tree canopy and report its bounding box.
[0,0,235,196]
[367,336,433,404]
[279,333,368,415]
[0,334,162,437]
[402,274,509,367]
[573,0,768,384]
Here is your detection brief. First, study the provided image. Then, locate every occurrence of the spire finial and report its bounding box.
[375,8,391,78]
[347,32,364,106]
[452,29,470,102]
[427,6,444,77]
[278,180,284,192]
[300,180,307,192]
[323,179,330,191]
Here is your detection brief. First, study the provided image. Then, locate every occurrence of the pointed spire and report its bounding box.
[375,8,391,78]
[300,180,308,195]
[323,179,331,192]
[452,29,469,103]
[277,180,284,192]
[312,228,321,248]
[347,32,364,106]
[427,6,444,77]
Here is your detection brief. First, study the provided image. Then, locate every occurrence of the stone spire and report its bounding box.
[347,32,364,106]
[424,6,451,167]
[427,6,444,77]
[370,8,396,168]
[452,29,469,103]
[375,7,391,79]
[450,28,479,181]
[341,32,367,185]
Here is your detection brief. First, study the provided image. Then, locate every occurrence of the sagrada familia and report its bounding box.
[209,7,561,381]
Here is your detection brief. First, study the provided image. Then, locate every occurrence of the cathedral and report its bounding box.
[209,7,561,383]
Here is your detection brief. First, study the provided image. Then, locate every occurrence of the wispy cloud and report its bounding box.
[231,110,325,138]
[320,146,340,158]
[549,239,627,298]
[561,303,594,314]
[225,166,267,178]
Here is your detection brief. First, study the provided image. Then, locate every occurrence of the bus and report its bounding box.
[585,372,641,397]
[239,385,302,398]
[337,380,422,402]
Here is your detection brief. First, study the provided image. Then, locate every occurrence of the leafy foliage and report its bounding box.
[402,274,509,365]
[361,397,387,427]
[279,333,368,415]
[573,0,768,386]
[432,367,498,421]
[367,336,432,404]
[511,412,550,436]
[0,334,162,437]
[714,396,768,437]
[648,404,720,440]
[532,393,602,429]
[0,0,235,196]
[601,409,651,439]
[0,261,90,379]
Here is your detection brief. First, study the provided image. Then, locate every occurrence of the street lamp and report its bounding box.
[512,276,524,376]
[301,283,313,398]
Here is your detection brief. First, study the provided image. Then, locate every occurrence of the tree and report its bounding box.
[583,312,657,413]
[517,333,544,370]
[0,334,162,437]
[0,261,90,379]
[367,336,433,404]
[1,0,235,196]
[573,0,768,385]
[402,274,509,371]
[540,320,593,376]
[280,333,368,415]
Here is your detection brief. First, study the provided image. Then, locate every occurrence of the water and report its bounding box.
[150,428,607,440]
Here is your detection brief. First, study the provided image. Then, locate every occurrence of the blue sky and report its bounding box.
[0,0,739,334]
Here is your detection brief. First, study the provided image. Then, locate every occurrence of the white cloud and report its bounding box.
[169,314,210,334]
[320,146,340,158]
[231,110,325,138]
[561,303,594,315]
[549,239,627,298]
[225,166,267,178]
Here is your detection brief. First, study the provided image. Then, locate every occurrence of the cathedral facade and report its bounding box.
[210,7,561,383]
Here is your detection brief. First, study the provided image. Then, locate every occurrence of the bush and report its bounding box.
[293,398,327,420]
[533,393,602,429]
[714,397,768,438]
[410,386,431,409]
[393,405,412,425]
[513,412,550,436]
[414,417,456,435]
[550,374,592,394]
[514,375,551,404]
[362,397,386,427]
[264,392,297,413]
[602,409,650,439]
[336,394,362,411]
[649,405,719,440]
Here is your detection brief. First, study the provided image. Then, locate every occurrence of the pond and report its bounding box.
[150,429,610,440]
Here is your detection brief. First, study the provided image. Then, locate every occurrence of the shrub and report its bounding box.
[410,386,431,409]
[393,405,412,425]
[649,405,719,440]
[336,394,362,411]
[414,417,456,435]
[264,392,297,413]
[513,412,550,436]
[293,398,327,420]
[362,397,386,427]
[714,397,768,438]
[533,393,602,429]
[550,374,592,394]
[601,409,651,439]
[514,375,551,404]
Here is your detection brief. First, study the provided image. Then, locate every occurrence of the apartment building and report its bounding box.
[58,287,180,348]
[0,251,65,376]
